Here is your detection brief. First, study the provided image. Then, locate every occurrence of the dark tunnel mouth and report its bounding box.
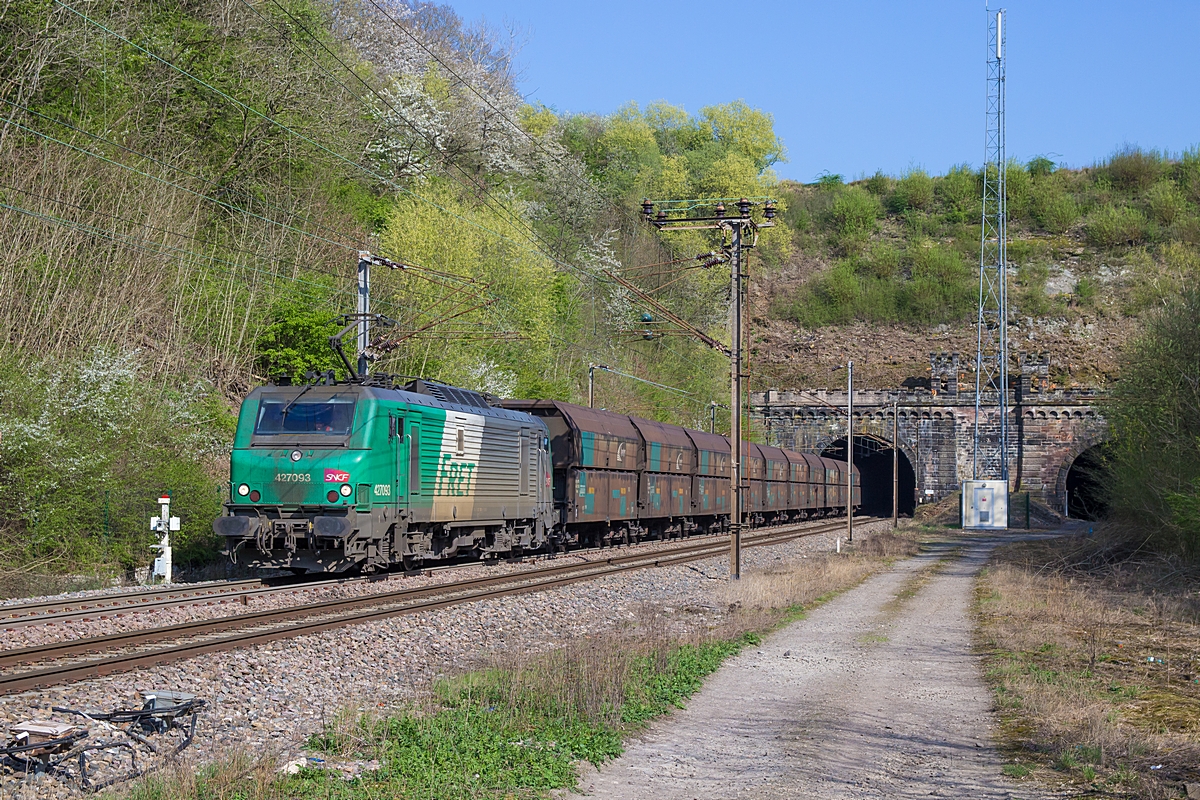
[1066,443,1111,521]
[821,436,917,517]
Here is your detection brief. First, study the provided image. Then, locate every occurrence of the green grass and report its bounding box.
[277,633,761,799]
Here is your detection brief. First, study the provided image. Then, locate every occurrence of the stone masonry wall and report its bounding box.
[751,353,1106,513]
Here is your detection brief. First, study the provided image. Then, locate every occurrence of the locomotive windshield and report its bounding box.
[254,394,356,435]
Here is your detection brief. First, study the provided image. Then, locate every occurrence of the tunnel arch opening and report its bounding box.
[1065,443,1112,520]
[821,435,916,517]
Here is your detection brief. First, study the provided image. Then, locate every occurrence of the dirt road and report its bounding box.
[575,536,1055,800]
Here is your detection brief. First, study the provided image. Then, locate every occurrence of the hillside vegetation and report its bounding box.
[759,149,1200,388]
[0,0,1195,579]
[0,0,784,577]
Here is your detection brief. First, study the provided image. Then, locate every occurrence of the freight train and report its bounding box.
[213,376,860,573]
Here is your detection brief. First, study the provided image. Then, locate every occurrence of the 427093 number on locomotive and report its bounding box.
[213,375,860,573]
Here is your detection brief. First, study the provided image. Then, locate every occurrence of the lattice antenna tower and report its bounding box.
[973,8,1009,482]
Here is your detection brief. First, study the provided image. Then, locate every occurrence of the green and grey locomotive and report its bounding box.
[214,377,554,573]
[215,376,860,573]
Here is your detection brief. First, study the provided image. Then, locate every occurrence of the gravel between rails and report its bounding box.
[0,522,890,799]
[0,531,765,652]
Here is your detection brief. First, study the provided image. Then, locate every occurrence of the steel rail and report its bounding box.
[0,519,859,695]
[0,521,835,668]
[0,580,266,624]
[0,574,393,630]
[1,519,817,629]
[3,525,753,628]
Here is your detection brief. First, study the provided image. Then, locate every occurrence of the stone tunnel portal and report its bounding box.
[821,435,917,517]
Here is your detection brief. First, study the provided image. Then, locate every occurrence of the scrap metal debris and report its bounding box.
[0,690,206,792]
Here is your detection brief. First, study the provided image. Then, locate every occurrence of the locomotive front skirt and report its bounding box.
[215,379,860,573]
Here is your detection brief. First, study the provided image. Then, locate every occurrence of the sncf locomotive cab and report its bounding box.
[214,383,398,573]
[215,380,554,573]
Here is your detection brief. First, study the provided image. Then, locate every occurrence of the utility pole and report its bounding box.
[641,197,775,580]
[729,221,744,577]
[589,363,601,408]
[893,398,900,528]
[357,252,371,377]
[347,251,406,380]
[710,401,718,434]
[846,360,854,543]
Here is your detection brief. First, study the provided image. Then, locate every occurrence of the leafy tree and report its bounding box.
[1105,286,1200,554]
[255,304,343,380]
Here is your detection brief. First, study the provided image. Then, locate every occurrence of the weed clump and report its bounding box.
[1085,204,1149,248]
[977,533,1200,795]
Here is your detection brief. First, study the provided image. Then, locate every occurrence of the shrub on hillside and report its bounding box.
[888,169,934,212]
[1005,160,1032,222]
[1014,263,1052,317]
[829,187,881,252]
[900,242,975,323]
[1168,215,1200,245]
[1031,180,1080,233]
[1085,204,1148,248]
[774,257,904,328]
[1026,156,1056,177]
[935,165,979,224]
[1178,147,1200,203]
[1074,275,1099,305]
[1105,146,1166,193]
[1145,181,1188,226]
[861,241,901,279]
[863,171,892,196]
[1105,285,1200,554]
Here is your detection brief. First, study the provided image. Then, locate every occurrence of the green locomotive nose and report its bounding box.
[226,387,378,507]
[229,448,368,506]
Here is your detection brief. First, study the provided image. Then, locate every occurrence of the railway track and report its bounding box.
[0,537,732,630]
[0,519,840,630]
[0,518,861,695]
[0,579,268,627]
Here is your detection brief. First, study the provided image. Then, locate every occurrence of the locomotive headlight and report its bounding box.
[339,484,353,497]
[237,483,250,497]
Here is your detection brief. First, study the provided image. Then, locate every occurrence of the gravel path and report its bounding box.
[0,522,885,799]
[574,534,1058,800]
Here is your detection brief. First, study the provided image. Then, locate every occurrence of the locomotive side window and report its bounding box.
[519,430,529,496]
[409,425,421,495]
[255,394,355,435]
[456,427,465,455]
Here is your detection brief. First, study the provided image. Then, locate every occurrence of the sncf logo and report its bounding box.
[324,469,350,483]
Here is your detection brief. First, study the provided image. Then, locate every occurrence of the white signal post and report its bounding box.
[149,494,179,584]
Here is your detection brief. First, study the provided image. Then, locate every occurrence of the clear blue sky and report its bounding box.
[442,1,1200,183]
